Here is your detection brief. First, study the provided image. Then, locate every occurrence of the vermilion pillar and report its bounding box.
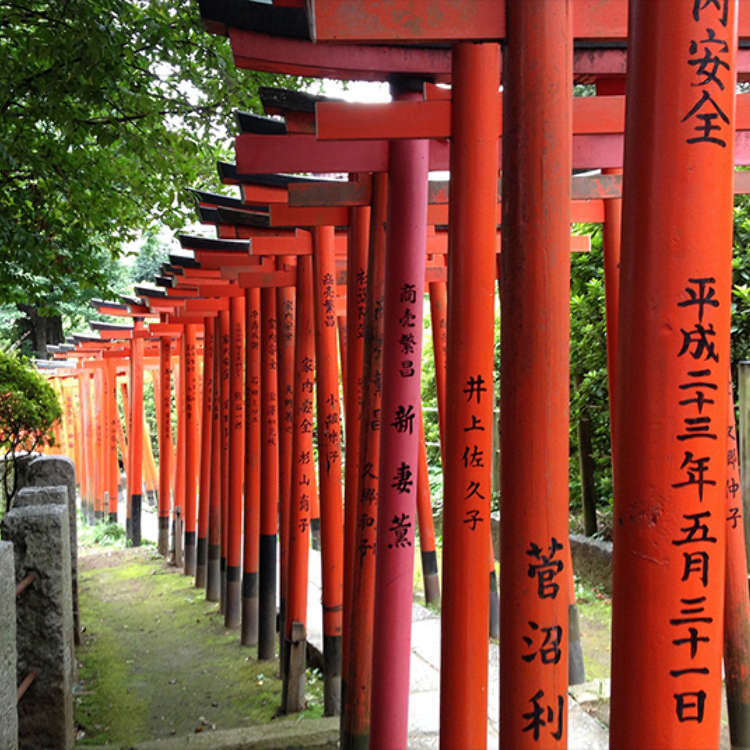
[93,365,105,519]
[128,319,145,546]
[277,270,296,664]
[313,225,345,715]
[184,322,201,575]
[341,171,387,750]
[78,371,92,522]
[440,41,499,750]
[259,287,279,659]
[283,254,316,712]
[104,361,119,522]
[725,390,750,748]
[500,2,571,746]
[207,322,223,602]
[370,82,429,750]
[219,306,231,611]
[157,337,173,555]
[243,288,261,646]
[343,201,370,685]
[597,77,625,449]
[226,295,246,628]
[173,334,186,566]
[611,1,736,747]
[196,317,215,588]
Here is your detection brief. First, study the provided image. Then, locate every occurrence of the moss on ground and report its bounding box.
[574,579,612,682]
[75,548,321,746]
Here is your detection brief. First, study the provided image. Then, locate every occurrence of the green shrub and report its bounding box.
[0,350,62,510]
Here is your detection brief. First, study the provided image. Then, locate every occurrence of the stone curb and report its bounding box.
[76,717,339,750]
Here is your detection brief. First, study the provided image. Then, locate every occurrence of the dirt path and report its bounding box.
[75,547,321,746]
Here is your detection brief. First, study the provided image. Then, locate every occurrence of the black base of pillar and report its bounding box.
[158,516,169,557]
[489,569,500,640]
[568,603,586,685]
[323,633,342,717]
[184,531,196,576]
[728,697,750,749]
[108,512,117,524]
[220,557,227,614]
[311,517,321,550]
[258,534,277,660]
[195,537,207,588]
[225,565,241,629]
[242,572,259,646]
[340,731,370,750]
[281,623,306,714]
[129,493,142,546]
[206,544,221,601]
[420,549,440,608]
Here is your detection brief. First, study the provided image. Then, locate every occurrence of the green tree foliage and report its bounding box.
[0,0,300,316]
[0,350,61,509]
[731,194,750,383]
[130,230,171,285]
[568,199,750,536]
[569,225,613,532]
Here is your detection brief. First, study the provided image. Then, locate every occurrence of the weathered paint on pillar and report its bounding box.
[157,336,172,555]
[196,318,215,588]
[243,288,261,646]
[440,41,498,750]
[103,361,119,522]
[283,254,316,712]
[341,171,387,750]
[207,323,223,602]
[219,307,230,612]
[611,1,736,746]
[370,82,429,750]
[184,322,201,575]
[277,270,295,667]
[500,1,572,746]
[129,319,145,546]
[259,287,279,659]
[738,361,750,575]
[725,389,750,748]
[173,334,186,566]
[226,296,245,628]
[313,225,345,716]
[343,200,370,687]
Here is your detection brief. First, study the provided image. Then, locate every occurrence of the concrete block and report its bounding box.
[17,456,79,645]
[15,485,68,509]
[569,533,613,595]
[1,504,74,750]
[14,486,77,681]
[491,515,614,594]
[0,541,18,750]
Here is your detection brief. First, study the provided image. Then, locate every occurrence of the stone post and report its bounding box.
[1,504,74,750]
[16,456,79,646]
[15,485,77,680]
[0,541,18,750]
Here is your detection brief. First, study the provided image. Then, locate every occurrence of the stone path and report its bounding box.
[305,549,610,749]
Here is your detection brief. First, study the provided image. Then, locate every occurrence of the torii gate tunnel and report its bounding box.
[41,1,750,748]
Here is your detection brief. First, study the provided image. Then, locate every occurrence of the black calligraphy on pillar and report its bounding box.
[670,273,723,725]
[387,513,412,549]
[321,272,336,328]
[684,0,731,146]
[521,690,564,741]
[522,621,563,665]
[526,538,564,600]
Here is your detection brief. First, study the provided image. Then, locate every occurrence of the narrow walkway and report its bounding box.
[305,550,610,750]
